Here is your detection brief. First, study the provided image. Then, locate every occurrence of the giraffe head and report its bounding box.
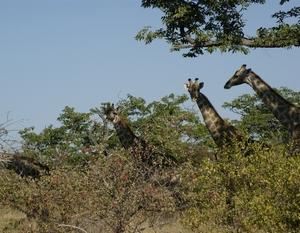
[101,103,121,124]
[185,78,204,101]
[224,64,252,89]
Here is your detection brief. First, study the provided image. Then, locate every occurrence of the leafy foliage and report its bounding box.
[116,94,213,159]
[1,91,300,232]
[136,0,300,56]
[19,95,212,167]
[19,106,106,165]
[182,143,300,233]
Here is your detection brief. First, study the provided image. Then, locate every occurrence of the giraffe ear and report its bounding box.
[199,82,204,89]
[247,68,252,73]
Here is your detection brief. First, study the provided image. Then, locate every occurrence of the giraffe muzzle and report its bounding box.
[224,81,232,89]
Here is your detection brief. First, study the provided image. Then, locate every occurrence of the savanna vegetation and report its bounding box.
[1,1,299,232]
[0,89,300,233]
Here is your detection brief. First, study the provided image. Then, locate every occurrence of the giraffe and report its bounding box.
[185,78,244,148]
[101,103,152,164]
[102,103,178,167]
[224,64,300,147]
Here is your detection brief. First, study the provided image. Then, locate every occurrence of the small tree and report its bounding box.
[20,106,107,165]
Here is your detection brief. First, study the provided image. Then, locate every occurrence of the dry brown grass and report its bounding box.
[0,207,192,233]
[0,207,27,232]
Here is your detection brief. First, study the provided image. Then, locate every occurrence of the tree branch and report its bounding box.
[173,37,300,50]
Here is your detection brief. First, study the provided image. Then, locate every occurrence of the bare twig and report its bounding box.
[0,113,23,152]
[57,224,88,233]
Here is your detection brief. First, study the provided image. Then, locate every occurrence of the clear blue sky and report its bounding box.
[0,1,299,133]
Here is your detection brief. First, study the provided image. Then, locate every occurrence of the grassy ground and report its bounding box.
[142,222,191,233]
[0,207,192,233]
[0,208,27,232]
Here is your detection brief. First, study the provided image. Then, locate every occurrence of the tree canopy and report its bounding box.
[136,0,300,57]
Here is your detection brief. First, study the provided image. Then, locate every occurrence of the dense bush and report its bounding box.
[182,143,300,233]
[0,150,183,233]
[0,91,299,233]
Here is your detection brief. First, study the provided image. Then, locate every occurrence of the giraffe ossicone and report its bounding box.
[185,78,204,101]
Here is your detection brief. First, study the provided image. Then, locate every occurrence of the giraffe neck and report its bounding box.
[113,120,139,149]
[196,93,229,145]
[112,117,152,163]
[245,72,299,130]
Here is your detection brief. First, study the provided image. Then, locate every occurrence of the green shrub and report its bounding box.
[182,142,300,233]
